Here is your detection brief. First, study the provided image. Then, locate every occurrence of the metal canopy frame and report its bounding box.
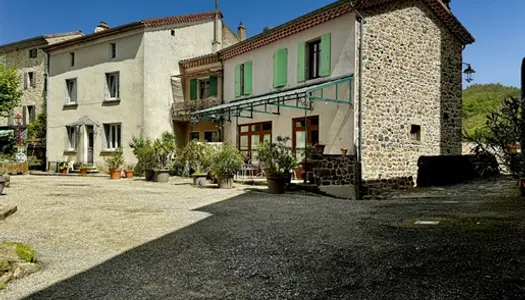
[191,75,353,123]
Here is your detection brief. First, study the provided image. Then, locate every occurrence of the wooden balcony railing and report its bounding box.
[171,97,221,122]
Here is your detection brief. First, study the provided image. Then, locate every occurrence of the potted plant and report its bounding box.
[314,143,325,154]
[136,146,155,181]
[80,165,89,175]
[152,132,177,183]
[257,136,299,194]
[104,148,124,179]
[211,143,243,189]
[59,165,68,175]
[124,164,135,178]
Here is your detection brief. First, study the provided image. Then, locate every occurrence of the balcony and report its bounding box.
[171,97,221,122]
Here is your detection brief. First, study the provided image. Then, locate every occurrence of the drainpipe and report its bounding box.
[212,0,220,52]
[43,50,50,170]
[354,5,365,200]
[218,52,225,142]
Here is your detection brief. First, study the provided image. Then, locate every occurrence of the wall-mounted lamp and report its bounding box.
[462,63,476,83]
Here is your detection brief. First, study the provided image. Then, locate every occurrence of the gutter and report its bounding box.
[353,1,365,200]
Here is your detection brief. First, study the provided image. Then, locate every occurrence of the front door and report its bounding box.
[292,116,319,179]
[87,126,94,164]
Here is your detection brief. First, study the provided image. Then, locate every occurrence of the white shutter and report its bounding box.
[23,73,28,89]
[116,74,120,98]
[72,80,77,103]
[65,127,70,150]
[101,124,108,149]
[74,126,80,150]
[104,75,109,100]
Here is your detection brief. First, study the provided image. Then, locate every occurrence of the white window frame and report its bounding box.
[198,78,211,100]
[105,72,120,100]
[104,123,122,150]
[66,126,77,151]
[66,79,77,104]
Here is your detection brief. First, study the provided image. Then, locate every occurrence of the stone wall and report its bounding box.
[310,154,356,186]
[357,0,464,184]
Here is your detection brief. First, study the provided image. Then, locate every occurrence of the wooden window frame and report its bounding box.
[306,39,321,80]
[189,131,200,141]
[238,121,272,160]
[292,115,319,154]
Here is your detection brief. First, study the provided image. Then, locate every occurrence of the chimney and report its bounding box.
[263,26,272,33]
[94,22,110,33]
[442,0,451,9]
[237,21,246,41]
[212,0,221,52]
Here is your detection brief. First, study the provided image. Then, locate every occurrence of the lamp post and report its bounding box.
[461,63,476,83]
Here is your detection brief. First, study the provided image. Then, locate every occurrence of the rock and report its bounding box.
[0,272,12,285]
[0,205,17,220]
[12,262,41,279]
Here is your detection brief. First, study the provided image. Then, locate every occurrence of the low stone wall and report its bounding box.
[310,154,356,186]
[362,177,415,200]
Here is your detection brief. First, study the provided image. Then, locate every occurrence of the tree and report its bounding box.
[0,65,23,117]
[27,112,46,139]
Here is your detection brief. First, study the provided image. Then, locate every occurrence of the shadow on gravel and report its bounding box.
[23,189,525,300]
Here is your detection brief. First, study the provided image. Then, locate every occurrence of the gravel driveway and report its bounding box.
[2,176,525,299]
[0,175,247,299]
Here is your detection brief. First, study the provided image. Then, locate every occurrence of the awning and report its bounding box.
[191,75,353,120]
[66,116,99,127]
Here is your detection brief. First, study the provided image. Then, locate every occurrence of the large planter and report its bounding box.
[154,170,170,183]
[124,170,134,179]
[267,176,288,194]
[217,174,234,189]
[144,169,155,181]
[109,168,122,180]
[60,169,68,175]
[192,173,208,186]
[80,168,88,175]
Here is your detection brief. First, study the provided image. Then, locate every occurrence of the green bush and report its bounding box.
[257,136,299,177]
[104,148,125,169]
[211,143,243,176]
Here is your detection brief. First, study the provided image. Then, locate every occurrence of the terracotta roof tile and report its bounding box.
[219,0,474,60]
[179,53,219,69]
[44,11,220,52]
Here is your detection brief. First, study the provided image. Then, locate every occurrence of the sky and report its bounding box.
[0,0,523,88]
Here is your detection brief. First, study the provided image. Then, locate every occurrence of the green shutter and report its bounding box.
[190,79,197,101]
[243,61,252,95]
[209,76,217,96]
[320,33,331,77]
[273,50,279,88]
[297,42,306,82]
[278,49,288,87]
[234,64,241,97]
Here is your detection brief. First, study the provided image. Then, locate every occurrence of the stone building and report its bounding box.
[44,11,240,167]
[0,32,83,129]
[184,0,474,197]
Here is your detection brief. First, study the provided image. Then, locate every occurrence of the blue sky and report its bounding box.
[0,0,523,87]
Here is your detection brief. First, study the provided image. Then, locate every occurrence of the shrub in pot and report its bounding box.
[136,147,155,181]
[179,141,217,186]
[80,165,89,175]
[59,165,68,175]
[152,132,177,183]
[211,143,243,189]
[104,148,124,180]
[257,136,299,194]
[124,164,135,179]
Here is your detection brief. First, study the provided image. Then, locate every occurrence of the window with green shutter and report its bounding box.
[319,33,331,77]
[209,76,218,97]
[297,42,306,82]
[234,64,241,97]
[235,61,252,97]
[190,79,197,101]
[273,48,288,88]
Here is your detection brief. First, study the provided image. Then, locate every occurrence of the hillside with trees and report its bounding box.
[462,83,520,136]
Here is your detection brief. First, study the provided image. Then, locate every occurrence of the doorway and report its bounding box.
[86,125,94,164]
[292,116,319,179]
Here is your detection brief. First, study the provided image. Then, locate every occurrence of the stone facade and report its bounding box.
[0,33,82,127]
[311,154,356,186]
[357,0,463,185]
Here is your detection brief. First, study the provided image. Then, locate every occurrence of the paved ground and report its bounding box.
[2,175,525,299]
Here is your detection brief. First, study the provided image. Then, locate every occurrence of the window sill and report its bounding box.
[63,103,78,107]
[63,150,77,154]
[103,98,121,103]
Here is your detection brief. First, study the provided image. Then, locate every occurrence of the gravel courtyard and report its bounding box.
[2,175,525,299]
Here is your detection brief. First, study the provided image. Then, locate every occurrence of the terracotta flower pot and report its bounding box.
[124,170,134,179]
[60,169,68,175]
[80,168,88,175]
[109,168,122,179]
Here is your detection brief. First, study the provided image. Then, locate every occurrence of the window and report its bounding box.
[238,122,272,161]
[66,79,77,104]
[273,48,288,88]
[103,123,122,150]
[66,126,77,150]
[293,116,319,161]
[234,61,252,97]
[204,131,219,143]
[24,72,36,89]
[110,43,116,59]
[306,39,321,80]
[105,72,120,100]
[199,79,210,99]
[171,30,176,36]
[410,124,421,142]
[29,48,37,58]
[189,132,200,141]
[70,52,75,67]
[27,105,36,123]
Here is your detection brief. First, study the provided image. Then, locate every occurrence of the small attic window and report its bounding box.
[170,30,175,36]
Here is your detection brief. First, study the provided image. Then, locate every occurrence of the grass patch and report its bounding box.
[1,242,37,262]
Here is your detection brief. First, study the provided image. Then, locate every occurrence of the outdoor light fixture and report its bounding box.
[462,63,476,83]
[14,112,22,125]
